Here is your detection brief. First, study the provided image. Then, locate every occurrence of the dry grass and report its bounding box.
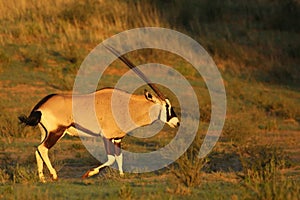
[0,0,166,45]
[0,0,299,199]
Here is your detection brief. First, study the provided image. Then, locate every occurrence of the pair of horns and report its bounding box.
[103,44,166,101]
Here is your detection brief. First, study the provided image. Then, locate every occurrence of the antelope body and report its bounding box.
[19,88,179,182]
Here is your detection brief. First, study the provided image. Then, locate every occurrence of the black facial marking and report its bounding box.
[165,104,170,120]
[164,99,178,122]
[171,107,177,118]
[166,106,177,121]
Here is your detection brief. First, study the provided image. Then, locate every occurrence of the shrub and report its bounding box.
[169,136,208,188]
[237,144,297,199]
[238,145,290,181]
[0,169,10,184]
[0,154,38,184]
[11,164,38,184]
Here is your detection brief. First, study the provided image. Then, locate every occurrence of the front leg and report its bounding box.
[115,153,124,176]
[113,138,124,176]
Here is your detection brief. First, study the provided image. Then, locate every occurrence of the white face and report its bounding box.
[159,99,180,128]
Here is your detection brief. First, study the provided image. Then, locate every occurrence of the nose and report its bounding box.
[177,122,180,127]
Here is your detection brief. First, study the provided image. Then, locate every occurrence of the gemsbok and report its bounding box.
[19,45,180,182]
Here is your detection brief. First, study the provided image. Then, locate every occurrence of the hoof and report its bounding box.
[82,169,98,179]
[39,177,46,183]
[82,171,90,179]
[50,174,58,181]
[120,172,125,178]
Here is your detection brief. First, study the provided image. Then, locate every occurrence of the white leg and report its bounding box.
[36,124,48,182]
[82,155,115,178]
[115,153,124,176]
[35,150,46,183]
[37,145,58,180]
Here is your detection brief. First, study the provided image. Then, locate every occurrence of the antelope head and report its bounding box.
[104,44,180,128]
[145,91,180,128]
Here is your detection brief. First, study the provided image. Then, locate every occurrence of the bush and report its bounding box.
[169,135,208,188]
[0,154,38,184]
[0,169,10,184]
[241,146,287,182]
[253,178,299,200]
[237,144,297,199]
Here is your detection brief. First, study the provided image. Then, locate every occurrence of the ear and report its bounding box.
[144,90,160,103]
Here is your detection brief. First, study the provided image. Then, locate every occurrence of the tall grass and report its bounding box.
[0,0,169,90]
[0,0,166,45]
[0,0,299,86]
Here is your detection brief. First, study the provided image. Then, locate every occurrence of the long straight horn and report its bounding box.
[103,44,166,100]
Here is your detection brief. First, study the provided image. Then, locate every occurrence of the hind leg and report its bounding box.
[35,149,46,183]
[82,137,117,178]
[37,144,59,181]
[36,124,47,182]
[36,124,65,182]
[82,154,116,178]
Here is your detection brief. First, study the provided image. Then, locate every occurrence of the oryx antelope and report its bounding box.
[19,46,180,182]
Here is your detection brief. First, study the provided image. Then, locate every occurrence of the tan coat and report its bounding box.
[37,88,160,140]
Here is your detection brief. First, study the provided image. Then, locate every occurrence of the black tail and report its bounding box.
[18,111,42,126]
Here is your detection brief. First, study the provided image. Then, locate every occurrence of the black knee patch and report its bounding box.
[103,137,114,155]
[103,137,123,156]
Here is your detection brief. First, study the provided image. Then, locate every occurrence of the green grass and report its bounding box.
[0,179,244,200]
